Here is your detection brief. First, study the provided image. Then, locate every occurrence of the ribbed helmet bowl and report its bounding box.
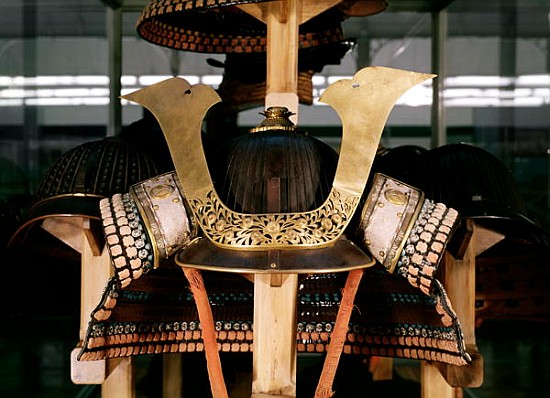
[407,142,546,246]
[210,107,338,214]
[8,137,159,258]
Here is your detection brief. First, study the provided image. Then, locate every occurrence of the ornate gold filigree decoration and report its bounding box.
[190,188,359,249]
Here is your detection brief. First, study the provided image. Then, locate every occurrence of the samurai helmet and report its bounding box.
[119,68,440,273]
[113,66,458,279]
[8,137,158,256]
[136,0,386,53]
[407,143,548,246]
[79,67,471,369]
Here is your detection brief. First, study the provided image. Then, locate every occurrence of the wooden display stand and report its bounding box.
[44,1,495,397]
[371,219,504,398]
[239,1,338,396]
[423,219,504,398]
[45,216,185,397]
[41,217,136,397]
[45,216,500,397]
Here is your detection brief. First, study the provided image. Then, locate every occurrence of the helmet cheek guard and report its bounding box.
[100,171,196,287]
[358,173,459,294]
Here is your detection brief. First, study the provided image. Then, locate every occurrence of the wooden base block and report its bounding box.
[434,345,484,388]
[70,348,105,384]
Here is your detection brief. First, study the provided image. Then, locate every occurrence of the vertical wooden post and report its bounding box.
[252,1,301,397]
[79,220,111,342]
[248,2,345,396]
[102,357,135,398]
[43,217,135,396]
[264,0,300,120]
[421,364,456,398]
[252,274,298,397]
[423,220,503,397]
[65,217,110,385]
[82,222,135,398]
[369,357,394,381]
[163,354,183,398]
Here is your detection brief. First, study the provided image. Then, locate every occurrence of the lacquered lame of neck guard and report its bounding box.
[122,67,435,251]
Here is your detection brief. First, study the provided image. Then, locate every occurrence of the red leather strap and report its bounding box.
[315,269,364,398]
[183,266,365,398]
[182,267,229,398]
